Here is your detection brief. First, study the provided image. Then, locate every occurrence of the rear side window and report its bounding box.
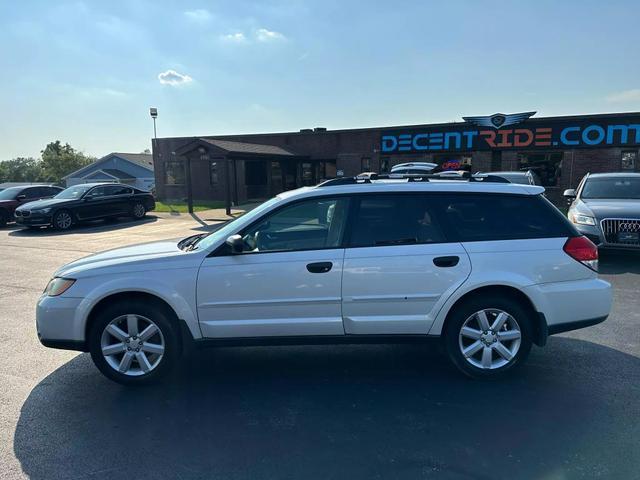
[436,194,576,242]
[349,194,447,247]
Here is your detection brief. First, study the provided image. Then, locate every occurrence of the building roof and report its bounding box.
[63,152,153,180]
[177,138,297,157]
[111,152,154,169]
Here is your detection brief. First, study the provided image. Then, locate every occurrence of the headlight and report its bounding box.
[33,208,52,214]
[571,214,596,226]
[44,277,76,296]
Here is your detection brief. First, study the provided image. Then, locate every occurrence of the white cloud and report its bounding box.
[220,32,247,43]
[606,89,640,103]
[184,9,213,23]
[157,70,193,86]
[256,28,286,42]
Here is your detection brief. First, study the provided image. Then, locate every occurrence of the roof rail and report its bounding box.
[317,172,511,187]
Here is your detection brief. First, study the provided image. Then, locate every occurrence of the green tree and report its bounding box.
[0,157,44,183]
[40,141,95,184]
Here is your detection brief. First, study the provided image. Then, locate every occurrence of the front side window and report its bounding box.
[240,197,349,253]
[581,177,640,200]
[164,161,185,185]
[23,187,42,199]
[437,194,574,242]
[104,185,132,196]
[85,187,107,199]
[349,195,446,247]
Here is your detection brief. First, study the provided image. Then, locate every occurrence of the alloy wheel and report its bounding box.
[458,308,522,370]
[55,212,72,229]
[100,314,165,376]
[133,203,145,218]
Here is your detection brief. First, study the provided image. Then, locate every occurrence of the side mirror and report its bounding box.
[563,189,576,199]
[225,234,244,254]
[16,194,26,201]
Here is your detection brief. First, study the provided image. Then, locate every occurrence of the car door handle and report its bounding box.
[306,262,333,273]
[433,256,459,267]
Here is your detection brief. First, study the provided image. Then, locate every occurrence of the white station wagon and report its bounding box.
[37,174,612,384]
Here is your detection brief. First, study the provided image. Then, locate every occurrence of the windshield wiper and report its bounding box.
[178,233,207,251]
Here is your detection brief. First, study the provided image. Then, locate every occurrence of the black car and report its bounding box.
[14,183,156,230]
[0,185,63,227]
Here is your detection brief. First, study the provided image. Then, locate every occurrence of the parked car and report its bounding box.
[14,182,155,230]
[565,172,640,249]
[390,162,438,175]
[478,170,542,186]
[0,185,63,227]
[36,175,611,385]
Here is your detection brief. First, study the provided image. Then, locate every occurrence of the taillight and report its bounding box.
[563,236,598,271]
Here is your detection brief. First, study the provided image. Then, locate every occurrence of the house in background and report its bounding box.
[64,152,154,191]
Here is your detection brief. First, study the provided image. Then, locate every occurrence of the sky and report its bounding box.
[1,0,640,160]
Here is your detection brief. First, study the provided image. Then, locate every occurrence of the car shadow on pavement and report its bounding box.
[599,251,640,274]
[14,338,640,480]
[6,216,159,237]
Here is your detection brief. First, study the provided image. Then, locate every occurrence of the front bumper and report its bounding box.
[36,295,87,351]
[15,212,53,227]
[573,223,640,250]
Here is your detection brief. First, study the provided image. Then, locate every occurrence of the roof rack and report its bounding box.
[317,172,511,187]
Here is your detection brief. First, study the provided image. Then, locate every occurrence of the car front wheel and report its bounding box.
[52,210,73,230]
[131,202,146,219]
[444,295,533,379]
[88,300,180,385]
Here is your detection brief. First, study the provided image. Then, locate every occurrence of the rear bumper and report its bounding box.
[547,315,608,335]
[524,278,612,337]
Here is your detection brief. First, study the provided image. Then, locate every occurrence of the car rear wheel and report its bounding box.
[88,300,180,385]
[444,295,533,379]
[53,210,73,230]
[131,202,146,219]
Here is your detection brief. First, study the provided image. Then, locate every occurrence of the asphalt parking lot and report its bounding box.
[0,215,639,479]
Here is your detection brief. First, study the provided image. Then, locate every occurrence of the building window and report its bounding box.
[380,157,390,173]
[361,157,371,172]
[301,162,314,186]
[622,151,637,170]
[517,152,562,187]
[209,161,219,185]
[164,161,185,185]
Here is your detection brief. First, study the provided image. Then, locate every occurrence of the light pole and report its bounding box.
[149,107,158,139]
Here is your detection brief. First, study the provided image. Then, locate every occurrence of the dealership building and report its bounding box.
[152,111,640,206]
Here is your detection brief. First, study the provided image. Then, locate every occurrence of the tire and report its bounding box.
[131,202,146,219]
[52,210,74,230]
[444,294,533,379]
[0,210,7,228]
[88,300,181,385]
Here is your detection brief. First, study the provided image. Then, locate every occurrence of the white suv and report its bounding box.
[37,175,612,384]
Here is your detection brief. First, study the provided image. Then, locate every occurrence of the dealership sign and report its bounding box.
[380,112,640,153]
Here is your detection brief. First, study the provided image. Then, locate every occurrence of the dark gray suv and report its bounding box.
[564,172,640,249]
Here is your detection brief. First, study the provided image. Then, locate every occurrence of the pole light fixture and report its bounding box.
[149,107,158,139]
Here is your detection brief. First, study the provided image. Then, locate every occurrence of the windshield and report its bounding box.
[192,197,281,251]
[0,187,22,200]
[55,185,92,199]
[492,173,529,184]
[581,177,640,199]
